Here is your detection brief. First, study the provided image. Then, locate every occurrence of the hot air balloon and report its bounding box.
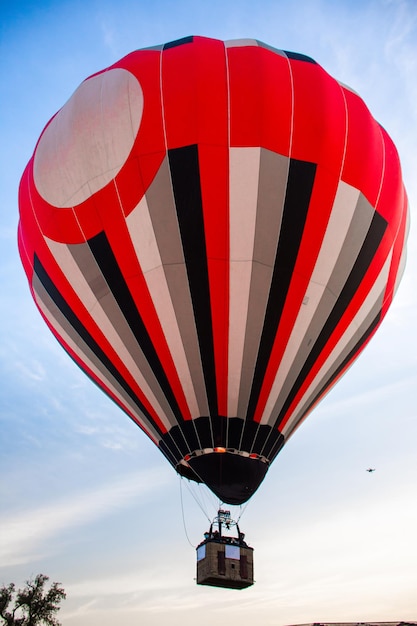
[18,36,408,507]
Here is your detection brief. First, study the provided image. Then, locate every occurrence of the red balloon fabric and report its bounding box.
[18,36,408,504]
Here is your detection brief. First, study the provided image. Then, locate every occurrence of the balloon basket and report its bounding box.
[196,510,254,589]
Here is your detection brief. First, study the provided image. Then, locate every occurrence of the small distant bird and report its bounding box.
[366,468,376,473]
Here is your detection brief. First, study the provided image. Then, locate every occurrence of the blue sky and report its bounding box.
[1,0,417,624]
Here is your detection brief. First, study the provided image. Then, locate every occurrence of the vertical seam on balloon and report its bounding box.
[237,418,245,455]
[161,434,188,467]
[225,41,231,152]
[286,55,295,159]
[158,44,208,450]
[223,42,231,436]
[258,424,277,460]
[73,208,89,245]
[159,440,180,468]
[157,45,200,457]
[375,124,386,213]
[249,422,261,455]
[99,71,105,210]
[126,70,136,142]
[225,412,230,450]
[259,405,285,459]
[191,413,203,452]
[225,41,231,453]
[267,434,286,462]
[339,85,349,177]
[249,59,295,452]
[159,48,168,152]
[113,178,125,221]
[168,429,192,461]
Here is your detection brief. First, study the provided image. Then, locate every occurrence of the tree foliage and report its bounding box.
[0,575,66,626]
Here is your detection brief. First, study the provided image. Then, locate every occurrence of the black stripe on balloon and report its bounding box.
[284,51,317,64]
[295,311,382,430]
[265,433,285,463]
[168,145,218,417]
[87,231,186,426]
[163,36,194,49]
[246,158,317,420]
[33,254,163,437]
[158,439,179,469]
[274,210,388,429]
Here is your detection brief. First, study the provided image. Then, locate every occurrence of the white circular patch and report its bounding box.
[34,68,143,208]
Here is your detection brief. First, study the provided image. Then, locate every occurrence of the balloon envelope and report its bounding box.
[18,36,408,504]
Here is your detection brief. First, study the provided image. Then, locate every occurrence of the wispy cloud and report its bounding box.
[98,18,119,56]
[318,372,417,418]
[12,359,47,382]
[72,406,140,445]
[0,468,170,567]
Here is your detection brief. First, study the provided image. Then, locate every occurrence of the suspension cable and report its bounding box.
[179,475,197,548]
[236,501,249,523]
